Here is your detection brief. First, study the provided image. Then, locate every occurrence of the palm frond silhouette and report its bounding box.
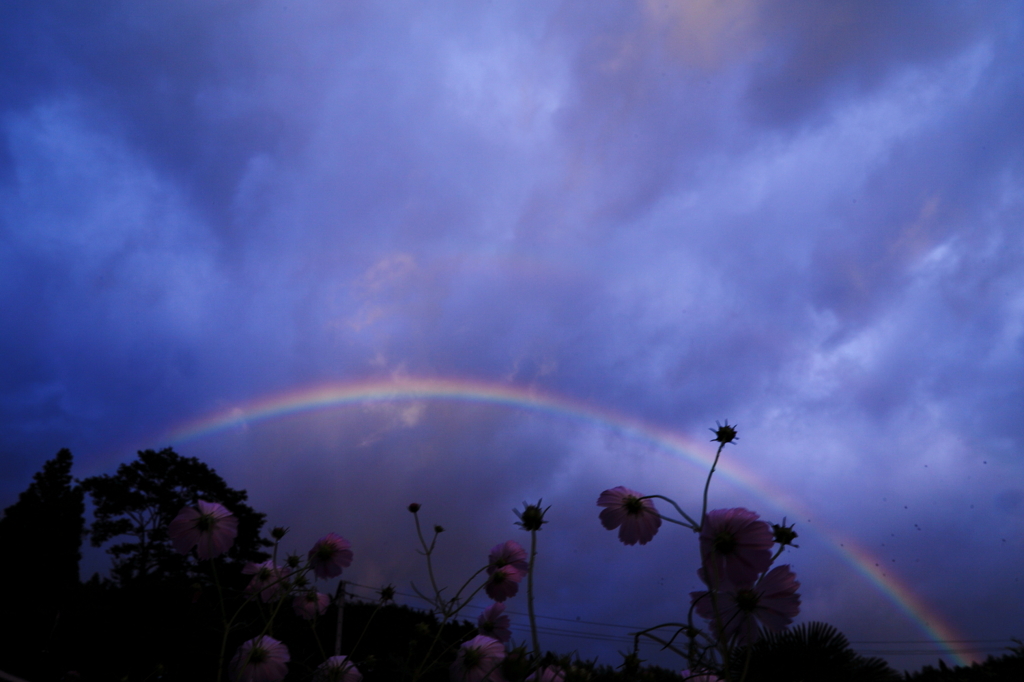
[730,621,900,682]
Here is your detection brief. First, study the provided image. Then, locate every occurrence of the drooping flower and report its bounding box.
[243,560,285,603]
[526,666,566,682]
[596,486,662,546]
[451,635,507,682]
[229,635,290,682]
[314,655,362,682]
[487,540,529,578]
[699,508,773,587]
[484,564,522,602]
[308,533,353,579]
[294,590,331,620]
[690,565,801,645]
[477,602,512,643]
[168,500,238,560]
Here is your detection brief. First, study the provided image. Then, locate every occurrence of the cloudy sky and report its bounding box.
[2,0,1022,672]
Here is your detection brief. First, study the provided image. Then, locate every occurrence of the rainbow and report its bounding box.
[166,376,975,665]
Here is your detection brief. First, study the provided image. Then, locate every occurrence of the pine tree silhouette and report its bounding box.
[0,449,85,672]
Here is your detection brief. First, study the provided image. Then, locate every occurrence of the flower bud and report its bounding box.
[514,500,550,531]
[772,518,799,548]
[434,524,445,534]
[710,420,738,444]
[379,584,396,603]
[408,502,421,513]
[619,652,643,675]
[271,526,289,540]
[286,554,301,568]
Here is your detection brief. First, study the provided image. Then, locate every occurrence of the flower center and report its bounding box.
[713,530,736,555]
[735,589,760,613]
[196,513,213,532]
[249,645,268,664]
[463,648,482,669]
[624,495,644,515]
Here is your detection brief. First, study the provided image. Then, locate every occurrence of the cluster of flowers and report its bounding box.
[166,422,797,682]
[450,541,565,682]
[168,500,361,682]
[595,423,801,682]
[406,499,564,682]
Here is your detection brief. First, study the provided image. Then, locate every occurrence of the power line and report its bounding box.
[339,580,1020,651]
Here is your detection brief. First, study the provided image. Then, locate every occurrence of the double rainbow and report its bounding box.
[167,376,975,665]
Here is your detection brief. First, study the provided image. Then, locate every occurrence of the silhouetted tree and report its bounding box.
[81,447,270,585]
[0,448,85,674]
[904,641,1024,682]
[731,621,901,682]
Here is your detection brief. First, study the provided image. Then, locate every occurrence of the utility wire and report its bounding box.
[339,580,1019,651]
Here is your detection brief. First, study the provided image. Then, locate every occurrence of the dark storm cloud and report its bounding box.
[742,1,998,128]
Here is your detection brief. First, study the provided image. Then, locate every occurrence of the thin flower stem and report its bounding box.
[211,559,229,682]
[642,494,700,529]
[738,645,753,682]
[448,565,489,612]
[412,512,442,600]
[630,622,689,652]
[700,442,727,530]
[412,620,448,682]
[657,514,696,528]
[334,580,346,655]
[701,553,735,682]
[422,628,484,678]
[633,630,690,658]
[310,613,327,660]
[346,601,384,661]
[527,529,541,657]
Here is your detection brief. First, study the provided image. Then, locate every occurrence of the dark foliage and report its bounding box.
[2,448,1016,681]
[730,621,902,682]
[903,642,1024,682]
[0,448,84,675]
[81,447,271,586]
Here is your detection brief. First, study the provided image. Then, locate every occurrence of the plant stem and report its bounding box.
[347,600,383,661]
[334,580,346,655]
[642,494,700,529]
[527,528,540,657]
[212,559,228,682]
[700,442,726,530]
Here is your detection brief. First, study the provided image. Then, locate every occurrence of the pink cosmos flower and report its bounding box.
[484,564,522,602]
[526,666,566,682]
[314,655,362,682]
[294,590,331,620]
[168,500,238,560]
[487,540,529,578]
[477,602,512,643]
[690,565,801,645]
[243,560,285,603]
[699,508,773,587]
[596,486,662,546]
[451,635,507,682]
[229,635,290,682]
[308,533,353,579]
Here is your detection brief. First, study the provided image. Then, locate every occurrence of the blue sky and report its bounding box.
[2,1,1022,672]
